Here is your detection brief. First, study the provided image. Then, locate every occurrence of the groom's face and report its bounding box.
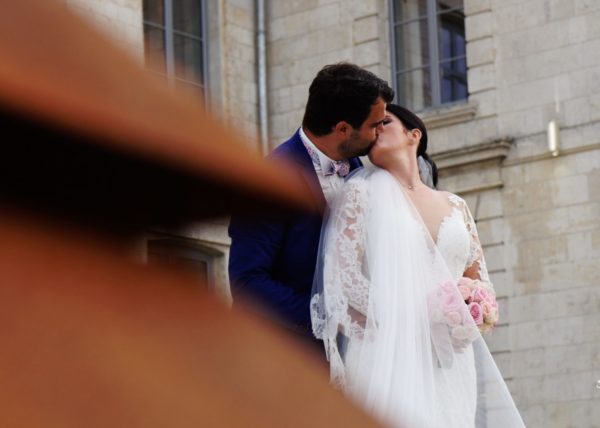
[339,97,386,158]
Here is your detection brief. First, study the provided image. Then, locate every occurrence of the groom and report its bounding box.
[228,63,394,351]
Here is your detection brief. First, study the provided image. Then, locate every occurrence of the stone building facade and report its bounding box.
[64,0,600,425]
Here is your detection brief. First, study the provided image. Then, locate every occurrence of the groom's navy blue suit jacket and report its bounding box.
[228,129,362,338]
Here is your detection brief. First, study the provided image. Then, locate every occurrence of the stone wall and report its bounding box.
[64,0,144,61]
[434,1,600,426]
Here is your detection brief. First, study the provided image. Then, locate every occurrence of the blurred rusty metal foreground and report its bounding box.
[0,0,381,426]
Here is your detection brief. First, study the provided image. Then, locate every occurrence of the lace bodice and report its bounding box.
[323,179,493,319]
[437,194,490,283]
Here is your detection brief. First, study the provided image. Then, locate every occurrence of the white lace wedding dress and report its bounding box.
[311,167,524,428]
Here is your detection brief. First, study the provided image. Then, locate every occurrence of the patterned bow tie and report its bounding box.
[326,160,350,177]
[302,138,350,177]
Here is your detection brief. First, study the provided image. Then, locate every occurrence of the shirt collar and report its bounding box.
[299,127,336,173]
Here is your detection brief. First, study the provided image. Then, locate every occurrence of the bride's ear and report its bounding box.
[410,128,422,143]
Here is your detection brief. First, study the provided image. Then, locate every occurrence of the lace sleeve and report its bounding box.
[458,197,491,284]
[329,179,370,316]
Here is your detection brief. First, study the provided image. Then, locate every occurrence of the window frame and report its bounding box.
[389,0,467,112]
[143,0,208,100]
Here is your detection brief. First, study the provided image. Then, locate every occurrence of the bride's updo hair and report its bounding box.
[386,103,438,187]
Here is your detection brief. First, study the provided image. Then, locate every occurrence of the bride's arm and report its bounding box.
[329,180,371,318]
[459,198,493,286]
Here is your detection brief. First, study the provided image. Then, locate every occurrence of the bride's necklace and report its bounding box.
[400,181,419,191]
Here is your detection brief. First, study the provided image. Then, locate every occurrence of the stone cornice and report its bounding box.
[420,102,478,129]
[432,139,513,170]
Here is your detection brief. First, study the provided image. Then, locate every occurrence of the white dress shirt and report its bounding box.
[298,127,345,205]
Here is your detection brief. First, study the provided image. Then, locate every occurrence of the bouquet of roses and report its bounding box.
[457,277,499,334]
[429,277,499,352]
[429,280,479,350]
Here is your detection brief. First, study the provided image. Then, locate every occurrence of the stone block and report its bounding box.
[575,0,600,15]
[476,189,504,219]
[469,63,496,94]
[489,270,509,297]
[485,323,510,352]
[544,399,600,428]
[511,347,546,378]
[483,243,505,272]
[549,174,589,207]
[465,10,492,41]
[543,342,600,375]
[223,2,253,30]
[345,0,378,19]
[544,0,576,22]
[567,231,595,261]
[466,36,494,67]
[503,180,554,216]
[353,39,380,67]
[269,0,320,19]
[492,1,545,35]
[475,217,504,246]
[269,87,292,113]
[269,3,340,42]
[353,14,378,44]
[268,26,351,65]
[509,286,600,323]
[519,404,545,428]
[515,313,600,353]
[464,0,491,16]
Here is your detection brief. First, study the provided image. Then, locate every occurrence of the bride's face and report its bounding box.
[368,112,417,167]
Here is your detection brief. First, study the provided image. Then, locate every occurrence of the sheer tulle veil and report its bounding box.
[310,167,524,428]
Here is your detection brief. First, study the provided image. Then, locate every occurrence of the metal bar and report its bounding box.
[428,0,441,107]
[164,0,175,88]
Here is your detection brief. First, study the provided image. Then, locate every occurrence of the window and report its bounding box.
[147,239,215,289]
[390,0,467,111]
[143,0,207,99]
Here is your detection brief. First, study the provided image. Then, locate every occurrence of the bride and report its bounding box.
[311,104,524,427]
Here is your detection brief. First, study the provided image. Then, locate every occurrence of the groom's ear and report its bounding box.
[334,121,351,137]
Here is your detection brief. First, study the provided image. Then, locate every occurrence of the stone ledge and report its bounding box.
[420,102,478,129]
[432,138,513,170]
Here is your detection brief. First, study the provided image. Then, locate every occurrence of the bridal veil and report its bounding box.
[310,167,524,428]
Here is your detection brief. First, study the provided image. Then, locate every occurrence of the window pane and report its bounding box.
[396,67,432,111]
[395,18,429,72]
[173,0,202,37]
[392,0,428,23]
[176,80,205,100]
[144,24,166,74]
[440,57,467,103]
[143,0,164,25]
[174,35,203,84]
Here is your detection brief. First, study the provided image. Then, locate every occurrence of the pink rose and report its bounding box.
[458,277,473,288]
[485,307,499,325]
[458,285,472,301]
[445,311,463,327]
[469,302,484,325]
[440,280,456,293]
[481,301,493,317]
[442,290,464,313]
[471,286,491,304]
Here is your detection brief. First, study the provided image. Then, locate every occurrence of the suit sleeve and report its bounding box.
[228,213,312,329]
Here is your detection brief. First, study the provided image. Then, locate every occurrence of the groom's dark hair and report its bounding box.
[302,63,394,136]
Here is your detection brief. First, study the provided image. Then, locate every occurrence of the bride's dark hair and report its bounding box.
[386,104,438,187]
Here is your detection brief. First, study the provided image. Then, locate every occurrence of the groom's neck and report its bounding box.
[303,127,345,161]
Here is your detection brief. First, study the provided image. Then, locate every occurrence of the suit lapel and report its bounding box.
[287,131,327,212]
